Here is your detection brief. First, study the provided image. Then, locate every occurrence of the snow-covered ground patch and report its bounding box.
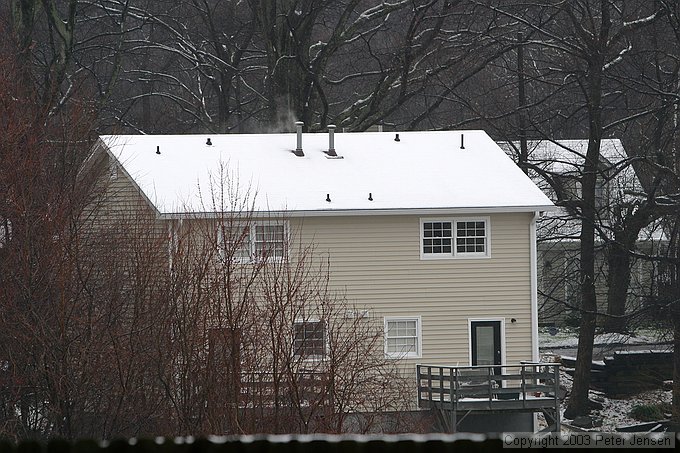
[556,368,672,432]
[539,327,668,349]
[537,328,673,432]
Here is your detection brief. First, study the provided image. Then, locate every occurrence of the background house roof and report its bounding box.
[101,130,554,216]
[499,139,639,194]
[501,139,628,173]
[499,139,665,242]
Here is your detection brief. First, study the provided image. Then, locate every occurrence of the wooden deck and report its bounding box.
[417,363,561,432]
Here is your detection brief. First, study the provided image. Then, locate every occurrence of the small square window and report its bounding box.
[218,225,251,262]
[255,224,285,260]
[456,221,486,255]
[294,321,326,358]
[385,317,421,358]
[422,222,453,255]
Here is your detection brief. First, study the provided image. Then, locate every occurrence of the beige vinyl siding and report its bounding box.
[83,152,161,228]
[291,213,534,368]
[82,152,168,265]
[94,156,535,369]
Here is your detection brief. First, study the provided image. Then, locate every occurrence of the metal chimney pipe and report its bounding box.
[327,124,337,156]
[294,121,304,156]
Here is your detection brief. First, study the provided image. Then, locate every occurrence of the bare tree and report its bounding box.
[468,0,662,418]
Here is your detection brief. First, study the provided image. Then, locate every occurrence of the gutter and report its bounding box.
[157,205,557,220]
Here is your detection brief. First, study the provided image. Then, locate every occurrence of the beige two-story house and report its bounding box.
[97,128,555,432]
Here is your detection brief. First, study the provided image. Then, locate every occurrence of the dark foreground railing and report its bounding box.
[0,434,676,453]
[0,436,505,453]
[417,363,561,432]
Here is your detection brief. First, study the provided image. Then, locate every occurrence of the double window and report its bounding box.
[293,320,326,359]
[218,222,286,262]
[384,317,421,358]
[421,218,489,259]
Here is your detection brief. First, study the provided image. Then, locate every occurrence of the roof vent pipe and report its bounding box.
[156,145,161,155]
[460,133,465,149]
[327,125,337,156]
[394,133,400,142]
[294,121,304,156]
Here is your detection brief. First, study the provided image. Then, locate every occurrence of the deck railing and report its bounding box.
[417,363,560,412]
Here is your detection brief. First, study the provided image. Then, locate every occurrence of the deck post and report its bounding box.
[439,367,444,405]
[554,364,561,432]
[521,365,527,408]
[450,368,457,433]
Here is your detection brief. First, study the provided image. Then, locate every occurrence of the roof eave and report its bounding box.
[157,204,557,220]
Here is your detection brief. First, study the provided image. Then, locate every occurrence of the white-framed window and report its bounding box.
[217,225,252,263]
[455,220,487,254]
[293,320,326,359]
[217,221,287,263]
[384,316,421,359]
[421,217,490,259]
[254,224,285,260]
[422,221,453,254]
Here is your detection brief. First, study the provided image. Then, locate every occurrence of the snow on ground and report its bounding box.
[539,327,666,349]
[538,327,673,432]
[552,368,672,432]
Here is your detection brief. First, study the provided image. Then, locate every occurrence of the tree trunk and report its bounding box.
[564,135,601,418]
[564,46,604,418]
[603,232,634,333]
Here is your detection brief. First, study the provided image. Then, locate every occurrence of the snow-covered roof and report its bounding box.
[100,130,554,217]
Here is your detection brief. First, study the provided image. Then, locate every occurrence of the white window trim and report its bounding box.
[217,224,252,264]
[420,217,491,260]
[252,221,288,263]
[293,318,328,361]
[384,316,422,359]
[217,220,288,264]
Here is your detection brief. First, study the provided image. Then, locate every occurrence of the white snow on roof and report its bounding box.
[500,139,640,193]
[502,139,629,173]
[101,130,554,216]
[499,139,667,242]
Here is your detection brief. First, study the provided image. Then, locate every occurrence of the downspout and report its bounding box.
[530,211,541,362]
